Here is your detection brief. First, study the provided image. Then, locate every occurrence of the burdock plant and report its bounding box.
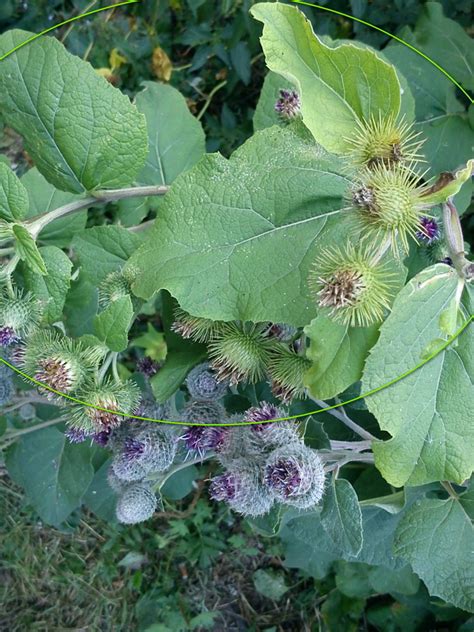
[308,243,397,327]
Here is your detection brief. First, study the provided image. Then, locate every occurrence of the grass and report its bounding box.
[0,473,322,631]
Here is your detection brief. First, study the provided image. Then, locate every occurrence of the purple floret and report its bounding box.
[264,458,302,498]
[416,217,440,244]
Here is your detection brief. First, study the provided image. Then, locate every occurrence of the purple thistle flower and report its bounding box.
[0,326,20,347]
[205,426,230,451]
[180,425,229,458]
[209,472,237,502]
[264,457,302,498]
[416,217,440,244]
[123,436,145,460]
[245,401,283,432]
[181,426,208,457]
[136,357,159,378]
[92,429,111,447]
[274,89,301,120]
[65,427,91,444]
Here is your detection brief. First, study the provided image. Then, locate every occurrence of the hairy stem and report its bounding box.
[443,200,472,281]
[26,184,169,238]
[1,416,65,444]
[152,454,214,492]
[329,439,372,451]
[309,396,376,441]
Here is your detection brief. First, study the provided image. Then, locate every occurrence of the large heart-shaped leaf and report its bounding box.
[128,124,350,326]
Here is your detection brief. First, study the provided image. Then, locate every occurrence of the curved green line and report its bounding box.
[290,0,473,104]
[1,315,471,427]
[0,0,140,62]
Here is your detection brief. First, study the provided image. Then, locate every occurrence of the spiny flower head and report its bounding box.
[350,162,431,252]
[416,216,440,244]
[267,344,311,403]
[245,401,283,424]
[23,330,104,399]
[72,378,140,432]
[180,399,226,425]
[209,459,274,517]
[98,267,139,309]
[308,243,397,327]
[423,239,452,266]
[0,288,42,345]
[171,307,223,343]
[274,88,301,120]
[131,427,177,473]
[116,483,158,524]
[264,444,325,509]
[181,425,229,458]
[208,322,275,386]
[345,113,424,170]
[185,362,228,401]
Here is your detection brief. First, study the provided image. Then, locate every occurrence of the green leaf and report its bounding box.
[335,562,374,599]
[362,265,474,487]
[393,497,474,612]
[128,124,350,326]
[22,245,72,323]
[135,82,205,186]
[72,225,143,285]
[368,564,419,597]
[12,223,47,275]
[94,295,133,352]
[150,348,206,403]
[281,530,336,579]
[384,32,474,183]
[5,426,94,525]
[250,3,401,154]
[320,478,363,557]
[21,168,87,246]
[0,161,28,221]
[131,323,167,362]
[82,459,118,522]
[401,2,474,93]
[230,41,251,85]
[253,569,289,601]
[0,30,148,193]
[161,465,198,500]
[459,480,474,521]
[63,276,98,337]
[304,314,379,400]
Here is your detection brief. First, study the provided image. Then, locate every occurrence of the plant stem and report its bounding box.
[128,219,155,233]
[1,416,64,443]
[441,480,459,499]
[329,439,372,451]
[197,80,227,121]
[25,184,169,238]
[152,454,214,492]
[309,396,376,441]
[443,200,472,280]
[91,184,168,201]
